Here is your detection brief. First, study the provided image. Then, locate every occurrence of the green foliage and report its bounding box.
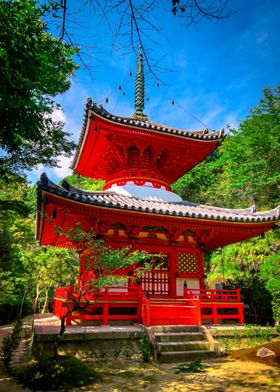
[0,0,78,175]
[260,252,280,322]
[173,86,280,209]
[140,333,153,362]
[213,325,276,351]
[64,174,105,191]
[19,355,101,390]
[2,318,22,369]
[206,230,279,324]
[55,222,149,289]
[207,230,279,284]
[173,86,280,324]
[174,360,208,374]
[0,174,79,320]
[224,86,280,208]
[123,345,134,359]
[260,253,280,292]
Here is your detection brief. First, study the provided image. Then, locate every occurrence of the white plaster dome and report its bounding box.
[105,181,182,202]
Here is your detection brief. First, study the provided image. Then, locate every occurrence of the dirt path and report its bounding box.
[0,322,279,392]
[0,323,32,392]
[79,357,280,392]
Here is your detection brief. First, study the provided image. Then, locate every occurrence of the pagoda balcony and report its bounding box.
[53,286,244,326]
[184,288,244,325]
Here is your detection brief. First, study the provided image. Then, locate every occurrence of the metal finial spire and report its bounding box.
[133,47,147,120]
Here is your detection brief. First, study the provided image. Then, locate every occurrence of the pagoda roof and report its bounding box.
[71,100,225,172]
[38,173,280,225]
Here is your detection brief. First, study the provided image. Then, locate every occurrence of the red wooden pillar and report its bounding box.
[236,288,241,302]
[212,304,218,324]
[103,303,109,325]
[238,303,244,324]
[196,300,201,326]
[142,298,151,326]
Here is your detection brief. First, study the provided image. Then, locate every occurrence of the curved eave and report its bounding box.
[36,174,280,243]
[71,100,225,171]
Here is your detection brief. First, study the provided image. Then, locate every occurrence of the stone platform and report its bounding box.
[33,314,144,359]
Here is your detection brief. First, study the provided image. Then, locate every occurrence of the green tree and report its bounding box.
[260,253,280,324]
[53,222,149,356]
[173,86,280,210]
[0,174,78,319]
[173,86,280,324]
[0,0,78,176]
[220,86,280,209]
[63,174,105,191]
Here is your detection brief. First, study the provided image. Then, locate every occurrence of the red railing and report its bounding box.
[54,285,145,326]
[186,288,241,302]
[53,286,244,326]
[184,287,244,324]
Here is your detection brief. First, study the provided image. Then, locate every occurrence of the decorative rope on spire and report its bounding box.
[133,47,147,120]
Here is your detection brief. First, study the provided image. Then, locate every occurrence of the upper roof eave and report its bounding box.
[71,99,225,170]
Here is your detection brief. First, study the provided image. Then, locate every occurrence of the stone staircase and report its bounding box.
[148,325,219,363]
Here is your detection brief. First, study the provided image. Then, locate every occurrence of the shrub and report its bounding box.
[0,300,31,324]
[19,355,101,390]
[140,333,153,362]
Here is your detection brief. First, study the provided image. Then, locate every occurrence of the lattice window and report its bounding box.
[177,253,198,273]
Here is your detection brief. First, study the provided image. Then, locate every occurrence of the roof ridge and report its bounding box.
[89,101,224,137]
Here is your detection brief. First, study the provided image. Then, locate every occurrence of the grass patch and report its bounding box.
[18,355,101,390]
[174,360,208,374]
[212,325,278,352]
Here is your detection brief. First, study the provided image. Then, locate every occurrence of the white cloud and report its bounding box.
[52,108,67,123]
[51,155,73,179]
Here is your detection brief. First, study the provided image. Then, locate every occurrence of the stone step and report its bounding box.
[150,325,200,333]
[158,341,210,352]
[159,350,217,363]
[154,332,205,342]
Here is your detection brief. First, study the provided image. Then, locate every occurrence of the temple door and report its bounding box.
[140,256,169,296]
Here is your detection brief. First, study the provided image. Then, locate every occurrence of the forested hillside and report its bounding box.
[0,86,279,324]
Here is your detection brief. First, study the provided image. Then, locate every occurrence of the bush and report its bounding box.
[0,300,31,324]
[19,355,101,390]
[271,290,280,324]
[140,333,153,362]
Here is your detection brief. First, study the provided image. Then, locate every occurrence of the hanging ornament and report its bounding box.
[129,71,132,76]
[156,82,159,87]
[118,85,122,90]
[122,92,126,96]
[105,97,109,103]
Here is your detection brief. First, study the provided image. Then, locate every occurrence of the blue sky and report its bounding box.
[29,0,280,184]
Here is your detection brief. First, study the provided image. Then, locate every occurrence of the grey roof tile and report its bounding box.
[38,173,280,224]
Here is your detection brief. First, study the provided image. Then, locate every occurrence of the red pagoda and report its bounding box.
[36,50,280,327]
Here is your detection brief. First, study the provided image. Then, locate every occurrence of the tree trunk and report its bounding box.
[53,314,67,359]
[41,289,49,314]
[33,284,40,313]
[19,286,28,319]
